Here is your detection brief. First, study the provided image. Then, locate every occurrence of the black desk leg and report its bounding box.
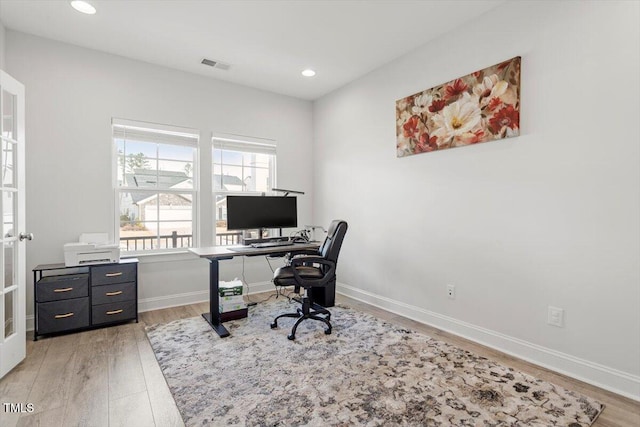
[202,258,230,338]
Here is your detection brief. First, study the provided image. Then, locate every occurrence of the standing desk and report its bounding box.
[189,242,321,338]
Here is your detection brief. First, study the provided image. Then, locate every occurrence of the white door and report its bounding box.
[0,70,27,378]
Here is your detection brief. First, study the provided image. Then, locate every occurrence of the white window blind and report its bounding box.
[113,118,198,147]
[212,134,276,155]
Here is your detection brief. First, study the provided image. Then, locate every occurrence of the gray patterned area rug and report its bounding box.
[145,299,604,426]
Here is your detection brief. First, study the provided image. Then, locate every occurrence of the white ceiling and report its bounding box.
[0,0,505,100]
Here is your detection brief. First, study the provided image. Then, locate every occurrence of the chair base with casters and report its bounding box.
[270,290,332,340]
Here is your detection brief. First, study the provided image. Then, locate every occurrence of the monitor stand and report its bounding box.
[240,228,288,246]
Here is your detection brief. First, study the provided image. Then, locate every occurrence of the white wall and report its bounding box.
[314,1,639,398]
[0,21,5,70]
[5,32,314,317]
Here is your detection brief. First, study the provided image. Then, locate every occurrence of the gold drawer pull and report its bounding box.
[54,312,74,319]
[105,272,123,277]
[105,291,123,296]
[106,309,123,315]
[54,287,73,293]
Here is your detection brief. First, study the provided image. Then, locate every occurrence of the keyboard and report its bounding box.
[250,240,294,248]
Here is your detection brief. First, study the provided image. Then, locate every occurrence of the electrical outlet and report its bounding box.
[447,284,455,299]
[547,306,564,327]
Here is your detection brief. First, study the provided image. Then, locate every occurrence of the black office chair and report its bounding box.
[270,220,348,340]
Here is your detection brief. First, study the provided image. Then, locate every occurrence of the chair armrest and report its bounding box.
[290,257,336,287]
[290,256,334,268]
[290,249,320,257]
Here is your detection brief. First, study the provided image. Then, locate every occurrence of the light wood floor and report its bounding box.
[1,293,638,427]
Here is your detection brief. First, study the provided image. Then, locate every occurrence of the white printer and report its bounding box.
[64,233,120,267]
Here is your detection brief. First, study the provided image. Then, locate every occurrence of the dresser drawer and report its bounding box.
[92,300,136,326]
[36,274,89,302]
[37,298,90,334]
[91,263,137,286]
[92,282,135,306]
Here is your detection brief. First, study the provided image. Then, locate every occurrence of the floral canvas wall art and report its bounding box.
[396,56,521,157]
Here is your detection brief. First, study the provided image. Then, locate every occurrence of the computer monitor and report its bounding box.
[226,196,297,231]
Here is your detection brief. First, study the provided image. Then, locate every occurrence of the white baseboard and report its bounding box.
[336,282,640,402]
[138,290,210,313]
[138,281,275,312]
[245,281,278,296]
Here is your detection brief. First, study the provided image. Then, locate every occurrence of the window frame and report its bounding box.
[113,118,199,255]
[212,134,277,246]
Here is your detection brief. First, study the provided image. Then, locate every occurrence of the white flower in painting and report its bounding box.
[397,110,412,128]
[396,134,411,156]
[431,93,482,144]
[474,73,518,107]
[412,93,433,115]
[488,80,509,99]
[495,83,518,106]
[473,74,500,98]
[474,74,511,107]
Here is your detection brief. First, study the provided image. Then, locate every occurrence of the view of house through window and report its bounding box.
[212,135,276,245]
[113,119,198,252]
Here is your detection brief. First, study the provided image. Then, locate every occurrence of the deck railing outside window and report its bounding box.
[119,231,241,251]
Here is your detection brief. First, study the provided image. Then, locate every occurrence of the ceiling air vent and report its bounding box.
[201,58,231,71]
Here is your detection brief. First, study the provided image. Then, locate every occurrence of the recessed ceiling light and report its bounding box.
[301,69,316,77]
[70,1,97,15]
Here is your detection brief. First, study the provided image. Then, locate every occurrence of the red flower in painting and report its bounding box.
[487,97,502,111]
[445,79,468,98]
[429,99,446,113]
[414,133,438,153]
[489,105,519,133]
[402,115,421,138]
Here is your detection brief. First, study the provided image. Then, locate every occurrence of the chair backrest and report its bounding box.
[318,220,348,264]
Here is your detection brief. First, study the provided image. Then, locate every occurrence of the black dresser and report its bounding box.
[33,259,138,340]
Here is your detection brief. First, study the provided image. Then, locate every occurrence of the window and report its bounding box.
[113,119,198,252]
[212,135,276,245]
